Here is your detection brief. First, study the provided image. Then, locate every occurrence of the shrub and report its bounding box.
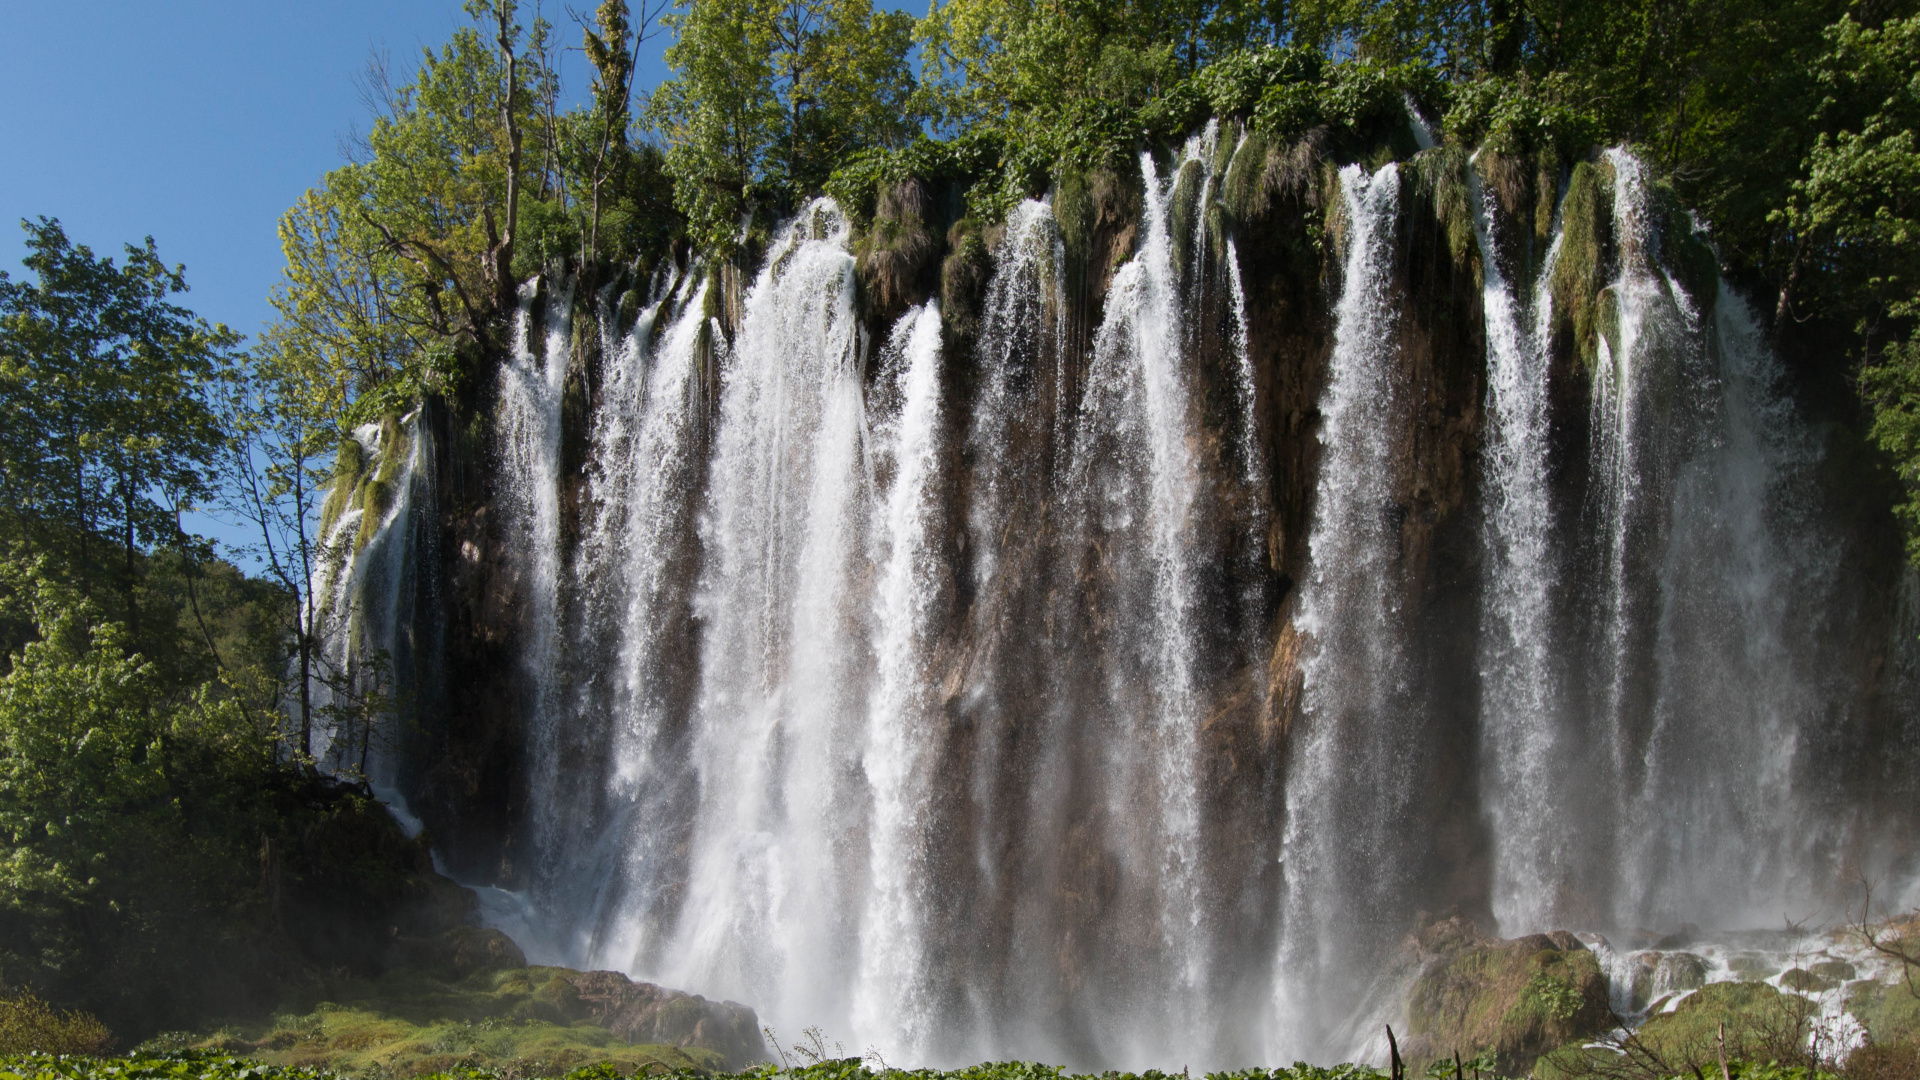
[0,993,112,1056]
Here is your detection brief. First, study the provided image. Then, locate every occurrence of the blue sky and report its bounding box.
[0,1,683,343]
[1,1,680,561]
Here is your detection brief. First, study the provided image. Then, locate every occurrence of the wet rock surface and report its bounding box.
[1402,919,1614,1076]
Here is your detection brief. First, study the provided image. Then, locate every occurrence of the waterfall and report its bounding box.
[955,198,1071,1060]
[1225,236,1265,500]
[662,200,872,1030]
[499,278,575,872]
[305,412,430,828]
[1274,162,1410,1060]
[1472,160,1574,934]
[851,301,947,1057]
[437,133,1920,1071]
[1618,281,1840,928]
[967,199,1064,596]
[1076,134,1209,1006]
[567,268,712,966]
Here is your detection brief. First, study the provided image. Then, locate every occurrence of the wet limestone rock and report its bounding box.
[525,968,764,1067]
[1613,950,1707,1014]
[392,926,529,980]
[1403,921,1613,1076]
[1542,981,1801,1079]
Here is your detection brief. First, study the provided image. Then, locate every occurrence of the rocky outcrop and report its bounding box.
[534,969,765,1068]
[272,778,484,975]
[1402,918,1614,1076]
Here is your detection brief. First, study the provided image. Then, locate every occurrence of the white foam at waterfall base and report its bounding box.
[1274,161,1410,1064]
[1581,927,1896,1063]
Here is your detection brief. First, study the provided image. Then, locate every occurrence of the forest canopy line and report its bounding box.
[263,0,1920,554]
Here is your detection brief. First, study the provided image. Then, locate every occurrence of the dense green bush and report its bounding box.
[0,996,111,1057]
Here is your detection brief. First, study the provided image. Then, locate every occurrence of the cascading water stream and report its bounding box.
[663,200,872,1031]
[851,301,947,1058]
[1274,162,1410,1061]
[567,269,714,967]
[1471,159,1574,935]
[1074,135,1211,1011]
[499,279,575,872]
[308,415,425,776]
[1619,280,1839,928]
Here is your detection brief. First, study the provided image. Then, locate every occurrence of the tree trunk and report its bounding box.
[494,1,524,316]
[121,479,140,641]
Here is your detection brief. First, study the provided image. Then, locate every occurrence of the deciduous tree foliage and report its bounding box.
[650,0,919,250]
[0,221,237,626]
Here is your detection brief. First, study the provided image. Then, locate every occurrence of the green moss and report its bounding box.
[1412,145,1477,273]
[201,1003,715,1078]
[1652,185,1721,310]
[1778,968,1836,993]
[1533,161,1559,253]
[1551,980,1825,1077]
[319,439,368,541]
[1728,955,1779,982]
[853,181,936,313]
[166,967,729,1079]
[1054,169,1095,260]
[1220,128,1272,223]
[348,419,411,553]
[1550,160,1615,373]
[1405,937,1612,1078]
[1809,960,1856,982]
[1844,979,1920,1045]
[1169,157,1207,271]
[354,479,392,551]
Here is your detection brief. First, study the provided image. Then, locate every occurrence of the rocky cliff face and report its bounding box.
[333,119,1920,1068]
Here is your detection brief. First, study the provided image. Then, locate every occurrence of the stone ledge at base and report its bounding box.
[539,968,765,1068]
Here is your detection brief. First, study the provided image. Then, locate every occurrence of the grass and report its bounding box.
[129,967,726,1080]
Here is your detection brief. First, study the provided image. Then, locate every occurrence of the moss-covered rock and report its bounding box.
[1778,968,1836,993]
[1542,981,1819,1080]
[1727,955,1779,982]
[177,963,765,1075]
[855,180,938,326]
[1843,978,1920,1047]
[1404,929,1614,1077]
[179,1001,721,1078]
[1809,959,1856,983]
[1548,159,1614,375]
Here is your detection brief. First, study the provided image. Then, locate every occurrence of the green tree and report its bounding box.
[580,0,671,263]
[650,0,918,249]
[0,219,237,636]
[274,1,560,414]
[215,329,344,760]
[1790,13,1920,561]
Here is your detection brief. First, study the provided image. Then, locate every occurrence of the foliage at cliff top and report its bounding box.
[261,0,1920,554]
